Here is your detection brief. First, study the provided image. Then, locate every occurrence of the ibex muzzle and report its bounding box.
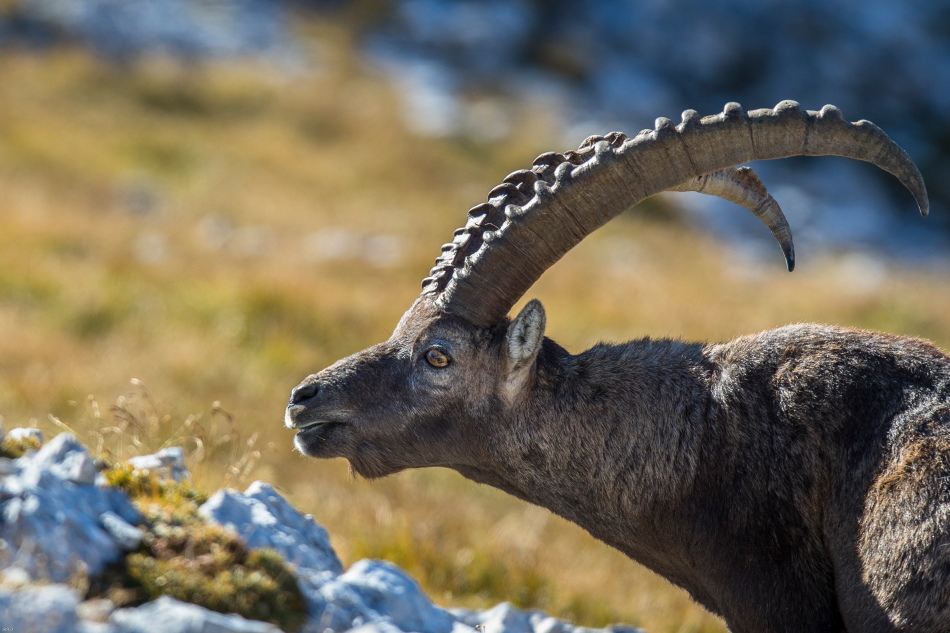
[286,102,950,632]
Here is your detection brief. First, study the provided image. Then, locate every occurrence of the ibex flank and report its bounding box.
[285,101,948,633]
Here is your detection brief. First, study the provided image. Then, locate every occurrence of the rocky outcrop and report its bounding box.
[0,433,143,584]
[0,429,643,633]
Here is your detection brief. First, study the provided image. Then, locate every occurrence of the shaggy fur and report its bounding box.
[287,298,950,633]
[285,104,936,632]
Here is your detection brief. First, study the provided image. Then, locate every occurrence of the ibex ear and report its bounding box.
[506,299,546,372]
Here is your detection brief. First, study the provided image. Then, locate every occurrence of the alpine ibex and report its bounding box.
[285,101,949,632]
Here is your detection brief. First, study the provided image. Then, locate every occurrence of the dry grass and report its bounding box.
[1,19,949,633]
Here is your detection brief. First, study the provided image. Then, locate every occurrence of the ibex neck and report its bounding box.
[455,336,714,577]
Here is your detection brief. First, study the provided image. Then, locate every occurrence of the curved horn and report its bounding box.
[422,101,929,328]
[670,166,795,271]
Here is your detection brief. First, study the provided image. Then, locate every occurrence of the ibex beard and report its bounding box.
[286,102,950,633]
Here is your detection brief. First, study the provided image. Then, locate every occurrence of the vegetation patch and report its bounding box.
[0,433,42,459]
[89,462,307,633]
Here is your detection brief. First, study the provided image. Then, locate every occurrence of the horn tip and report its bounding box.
[908,177,930,218]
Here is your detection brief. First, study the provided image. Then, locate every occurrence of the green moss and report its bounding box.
[91,462,307,632]
[102,462,209,508]
[123,526,306,631]
[0,434,42,459]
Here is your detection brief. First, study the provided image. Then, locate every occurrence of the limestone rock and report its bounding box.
[1,439,644,633]
[109,596,281,633]
[0,433,143,583]
[99,511,145,551]
[0,584,81,633]
[7,427,44,443]
[199,481,343,577]
[127,447,188,482]
[319,559,459,633]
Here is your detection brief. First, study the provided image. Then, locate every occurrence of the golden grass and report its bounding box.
[1,21,949,632]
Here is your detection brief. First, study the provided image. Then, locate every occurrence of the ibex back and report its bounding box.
[285,101,949,633]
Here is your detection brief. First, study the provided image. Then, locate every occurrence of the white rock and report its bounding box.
[25,433,95,484]
[453,602,646,633]
[0,567,31,588]
[0,458,18,476]
[0,438,645,633]
[198,481,343,622]
[341,559,457,633]
[7,427,43,444]
[199,482,343,576]
[77,598,116,623]
[471,603,534,633]
[127,447,189,481]
[100,511,145,551]
[531,614,574,633]
[0,584,81,633]
[0,434,142,583]
[54,447,99,486]
[346,623,410,633]
[110,596,281,633]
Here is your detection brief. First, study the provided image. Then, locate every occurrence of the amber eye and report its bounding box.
[425,348,451,368]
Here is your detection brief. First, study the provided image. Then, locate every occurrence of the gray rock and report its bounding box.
[531,616,574,633]
[0,457,17,476]
[64,451,99,486]
[199,481,343,577]
[127,447,189,482]
[346,623,411,633]
[333,559,457,633]
[0,434,142,583]
[77,598,116,623]
[23,433,91,483]
[110,596,281,633]
[198,481,342,622]
[467,603,534,633]
[100,511,145,551]
[0,583,81,633]
[196,483,460,632]
[0,437,644,633]
[7,427,43,445]
[452,602,646,633]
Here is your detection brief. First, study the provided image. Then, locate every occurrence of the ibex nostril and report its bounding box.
[290,382,319,406]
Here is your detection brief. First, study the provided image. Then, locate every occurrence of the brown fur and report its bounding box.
[286,298,950,633]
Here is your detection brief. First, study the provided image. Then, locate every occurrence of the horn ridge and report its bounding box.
[424,102,928,327]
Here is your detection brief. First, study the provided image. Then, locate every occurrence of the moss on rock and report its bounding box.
[90,462,308,633]
[0,434,43,459]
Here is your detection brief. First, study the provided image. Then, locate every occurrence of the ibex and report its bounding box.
[285,101,949,633]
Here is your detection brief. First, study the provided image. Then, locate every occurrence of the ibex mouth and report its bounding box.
[292,417,350,458]
[294,420,333,431]
[293,419,348,440]
[284,404,348,432]
[288,415,346,430]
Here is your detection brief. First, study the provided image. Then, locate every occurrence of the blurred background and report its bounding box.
[1,1,948,631]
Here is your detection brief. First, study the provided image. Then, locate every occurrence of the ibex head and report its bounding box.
[285,295,532,479]
[285,101,928,480]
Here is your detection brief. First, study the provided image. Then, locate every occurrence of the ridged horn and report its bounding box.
[669,166,795,271]
[421,101,929,328]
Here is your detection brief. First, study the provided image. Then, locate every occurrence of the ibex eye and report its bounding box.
[425,348,450,368]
